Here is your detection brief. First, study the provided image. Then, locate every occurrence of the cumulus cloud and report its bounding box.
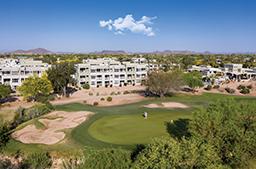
[99,14,157,36]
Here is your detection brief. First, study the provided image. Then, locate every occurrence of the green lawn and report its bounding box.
[88,111,191,145]
[2,93,256,155]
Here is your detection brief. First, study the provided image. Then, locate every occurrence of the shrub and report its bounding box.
[110,92,116,95]
[240,87,250,94]
[204,85,212,91]
[26,103,52,119]
[89,92,93,96]
[213,85,220,89]
[100,97,105,101]
[117,91,121,95]
[93,102,99,106]
[79,149,131,169]
[12,103,53,128]
[0,119,10,148]
[123,91,130,95]
[106,97,112,102]
[96,92,99,96]
[131,90,142,94]
[24,152,52,169]
[83,100,87,104]
[247,85,253,89]
[225,87,235,94]
[82,84,90,90]
[237,85,246,90]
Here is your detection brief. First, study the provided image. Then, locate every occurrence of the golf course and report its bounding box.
[2,92,255,156]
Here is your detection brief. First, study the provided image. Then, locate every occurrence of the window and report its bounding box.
[12,78,19,83]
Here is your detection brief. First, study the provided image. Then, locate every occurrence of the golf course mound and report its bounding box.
[12,111,94,145]
[144,102,188,109]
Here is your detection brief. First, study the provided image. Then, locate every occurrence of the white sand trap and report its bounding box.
[12,111,93,145]
[144,102,188,109]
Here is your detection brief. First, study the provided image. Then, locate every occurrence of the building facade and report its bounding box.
[75,58,149,87]
[0,59,50,89]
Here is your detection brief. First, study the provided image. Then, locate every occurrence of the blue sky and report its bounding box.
[0,0,256,53]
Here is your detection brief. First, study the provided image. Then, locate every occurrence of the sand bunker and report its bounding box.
[144,102,188,109]
[12,111,93,145]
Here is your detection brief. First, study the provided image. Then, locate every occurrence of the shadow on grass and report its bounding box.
[165,118,191,139]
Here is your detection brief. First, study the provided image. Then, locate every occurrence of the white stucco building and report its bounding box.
[0,59,50,89]
[75,58,150,87]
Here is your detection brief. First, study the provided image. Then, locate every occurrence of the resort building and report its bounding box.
[0,59,50,89]
[75,58,149,87]
[188,63,256,82]
[222,64,256,81]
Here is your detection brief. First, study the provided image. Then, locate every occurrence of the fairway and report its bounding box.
[88,111,191,145]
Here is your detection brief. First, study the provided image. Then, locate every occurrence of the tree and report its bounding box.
[0,119,10,149]
[0,84,11,99]
[24,152,52,169]
[183,71,203,91]
[18,73,53,102]
[181,56,195,69]
[133,137,223,169]
[47,62,76,96]
[145,70,184,97]
[189,99,256,168]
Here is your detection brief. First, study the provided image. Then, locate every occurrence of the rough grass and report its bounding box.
[0,109,16,122]
[33,119,46,130]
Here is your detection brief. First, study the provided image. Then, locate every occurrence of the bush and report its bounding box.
[0,119,10,148]
[83,100,87,104]
[78,149,131,169]
[82,84,90,90]
[213,85,220,89]
[24,152,52,169]
[96,92,99,96]
[225,87,235,94]
[93,102,99,106]
[237,85,246,90]
[117,91,121,95]
[123,91,129,94]
[240,87,250,94]
[106,97,112,102]
[12,103,54,128]
[110,92,116,95]
[247,85,253,89]
[204,85,212,91]
[89,92,93,96]
[100,98,105,101]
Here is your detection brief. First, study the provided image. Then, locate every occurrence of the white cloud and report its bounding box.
[99,14,156,36]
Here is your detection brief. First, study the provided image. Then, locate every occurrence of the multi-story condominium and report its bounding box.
[0,59,50,89]
[75,58,149,87]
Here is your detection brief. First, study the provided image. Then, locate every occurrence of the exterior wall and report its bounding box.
[0,59,50,89]
[75,58,149,88]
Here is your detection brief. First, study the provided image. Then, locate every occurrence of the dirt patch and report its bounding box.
[51,85,147,106]
[144,102,189,109]
[12,111,93,145]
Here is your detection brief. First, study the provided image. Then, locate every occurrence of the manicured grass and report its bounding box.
[3,93,255,155]
[88,111,191,145]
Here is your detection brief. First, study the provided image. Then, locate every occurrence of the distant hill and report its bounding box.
[12,48,53,54]
[90,50,128,55]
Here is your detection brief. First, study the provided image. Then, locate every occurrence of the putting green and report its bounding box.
[88,111,191,145]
